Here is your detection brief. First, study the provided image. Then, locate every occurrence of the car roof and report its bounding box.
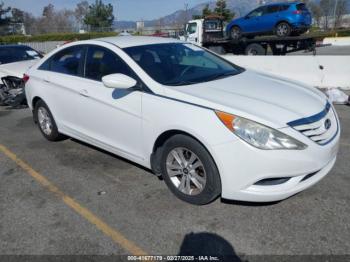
[96,36,183,48]
[263,1,301,7]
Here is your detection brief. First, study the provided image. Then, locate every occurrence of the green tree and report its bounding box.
[214,0,234,22]
[11,8,24,23]
[84,0,114,31]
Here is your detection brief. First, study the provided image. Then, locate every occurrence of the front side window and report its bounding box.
[46,46,84,76]
[84,46,132,81]
[124,43,243,86]
[187,23,197,34]
[247,7,265,18]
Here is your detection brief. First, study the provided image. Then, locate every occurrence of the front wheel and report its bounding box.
[275,22,291,37]
[160,135,221,205]
[230,26,242,40]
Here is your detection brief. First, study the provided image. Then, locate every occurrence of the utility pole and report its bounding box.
[333,0,339,29]
[184,3,189,23]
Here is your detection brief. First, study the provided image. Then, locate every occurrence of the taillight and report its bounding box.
[293,10,302,14]
[23,74,30,84]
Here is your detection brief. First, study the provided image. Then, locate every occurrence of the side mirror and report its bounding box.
[102,74,137,89]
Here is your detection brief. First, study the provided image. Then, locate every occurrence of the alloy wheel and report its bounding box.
[166,147,207,196]
[37,107,53,136]
[276,23,289,37]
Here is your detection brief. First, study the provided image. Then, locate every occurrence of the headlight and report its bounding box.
[215,111,307,150]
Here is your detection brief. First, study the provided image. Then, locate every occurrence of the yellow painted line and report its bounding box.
[0,144,147,256]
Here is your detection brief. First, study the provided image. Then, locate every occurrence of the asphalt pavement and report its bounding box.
[0,103,349,260]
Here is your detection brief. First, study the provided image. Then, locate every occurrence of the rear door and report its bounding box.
[35,45,87,132]
[263,5,282,32]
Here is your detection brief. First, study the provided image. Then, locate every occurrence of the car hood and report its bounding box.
[164,70,328,129]
[0,59,39,79]
[229,17,244,25]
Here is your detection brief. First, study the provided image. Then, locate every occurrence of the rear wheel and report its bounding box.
[160,135,221,205]
[34,100,65,141]
[245,43,266,55]
[230,26,242,40]
[275,22,291,37]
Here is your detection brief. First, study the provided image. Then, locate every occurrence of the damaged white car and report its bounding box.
[0,45,42,107]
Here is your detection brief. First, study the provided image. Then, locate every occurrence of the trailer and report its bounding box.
[181,16,321,56]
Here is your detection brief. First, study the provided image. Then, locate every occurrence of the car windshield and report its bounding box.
[0,46,42,65]
[123,43,244,86]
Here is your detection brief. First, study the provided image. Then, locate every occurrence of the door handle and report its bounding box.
[79,89,90,97]
[43,79,51,83]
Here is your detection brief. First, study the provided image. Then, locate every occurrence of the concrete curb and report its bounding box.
[323,37,350,46]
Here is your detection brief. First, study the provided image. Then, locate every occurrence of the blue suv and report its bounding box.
[227,2,312,39]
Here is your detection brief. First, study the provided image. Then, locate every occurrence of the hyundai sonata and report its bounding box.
[24,36,340,205]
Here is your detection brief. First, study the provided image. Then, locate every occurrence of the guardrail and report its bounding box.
[323,37,350,46]
[19,41,65,54]
[222,55,350,90]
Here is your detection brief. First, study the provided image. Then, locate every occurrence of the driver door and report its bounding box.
[186,22,200,44]
[243,6,266,33]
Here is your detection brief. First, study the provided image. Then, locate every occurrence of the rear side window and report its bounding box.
[40,46,84,76]
[296,4,307,11]
[279,5,290,11]
[266,5,280,14]
[84,46,132,81]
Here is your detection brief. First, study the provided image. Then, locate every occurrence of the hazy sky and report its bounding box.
[4,0,209,21]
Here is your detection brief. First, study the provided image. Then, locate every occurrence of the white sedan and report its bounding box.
[24,36,340,205]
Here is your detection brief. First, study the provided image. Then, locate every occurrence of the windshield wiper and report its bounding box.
[164,80,196,86]
[205,71,237,82]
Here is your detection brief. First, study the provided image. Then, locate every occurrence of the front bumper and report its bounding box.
[211,122,340,202]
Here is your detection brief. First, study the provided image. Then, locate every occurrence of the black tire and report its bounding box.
[34,100,65,141]
[230,26,242,40]
[275,22,291,37]
[245,43,266,55]
[160,134,221,205]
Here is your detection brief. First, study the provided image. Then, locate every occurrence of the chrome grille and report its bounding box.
[288,103,338,145]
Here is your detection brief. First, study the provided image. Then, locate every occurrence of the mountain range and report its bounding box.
[114,0,350,29]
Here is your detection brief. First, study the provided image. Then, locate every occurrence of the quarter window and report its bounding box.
[84,46,132,81]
